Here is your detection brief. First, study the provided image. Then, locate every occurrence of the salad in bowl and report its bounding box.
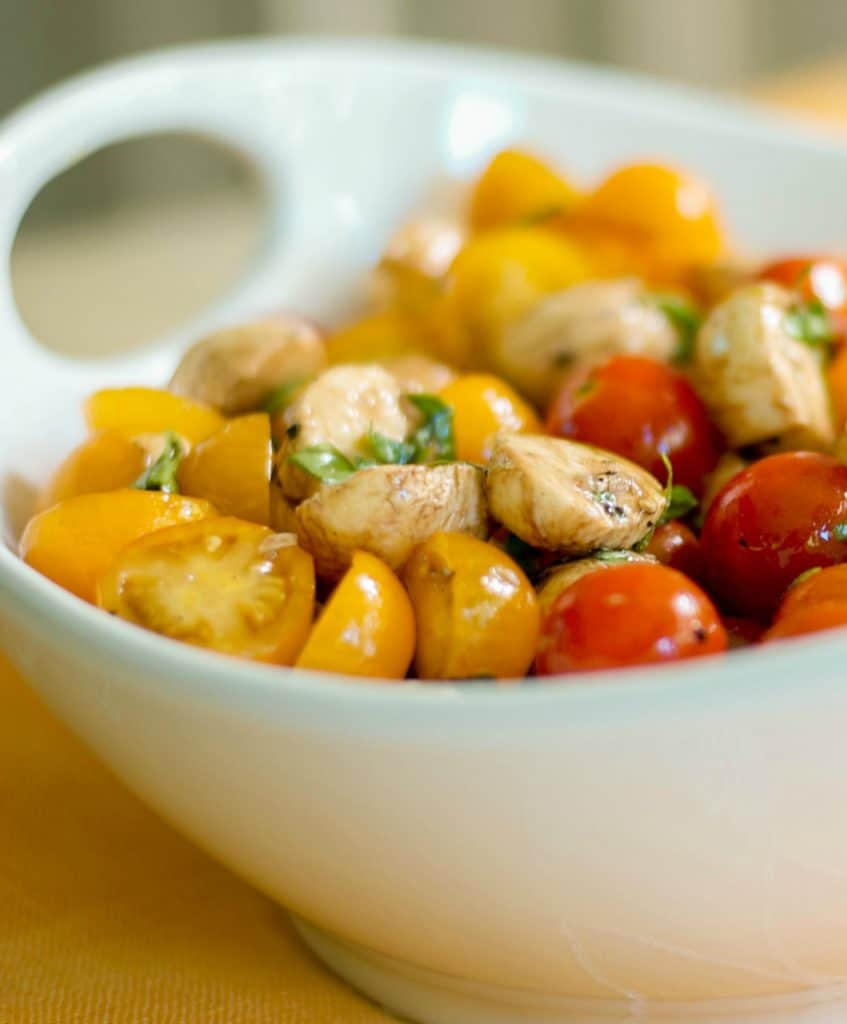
[19,148,847,681]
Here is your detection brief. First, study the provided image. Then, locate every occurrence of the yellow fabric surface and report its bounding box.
[0,655,395,1023]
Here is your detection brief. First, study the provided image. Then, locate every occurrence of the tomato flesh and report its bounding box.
[97,517,315,663]
[546,355,720,494]
[535,563,726,675]
[700,452,847,621]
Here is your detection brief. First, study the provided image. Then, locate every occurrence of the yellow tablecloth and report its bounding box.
[0,657,393,1022]
[3,64,847,1023]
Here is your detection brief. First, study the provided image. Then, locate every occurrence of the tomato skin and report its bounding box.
[535,563,726,675]
[644,521,704,582]
[546,355,720,494]
[765,601,847,641]
[700,452,847,621]
[773,564,847,622]
[759,256,847,314]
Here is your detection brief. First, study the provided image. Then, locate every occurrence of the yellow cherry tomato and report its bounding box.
[20,490,216,602]
[440,373,541,463]
[470,148,580,232]
[437,227,589,368]
[178,413,272,526]
[85,387,225,444]
[296,550,415,679]
[404,532,540,679]
[325,310,429,366]
[97,518,315,663]
[574,162,724,273]
[38,431,147,511]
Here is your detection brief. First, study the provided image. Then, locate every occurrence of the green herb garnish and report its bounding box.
[133,432,184,494]
[651,293,701,365]
[262,378,307,415]
[287,444,359,484]
[593,550,637,564]
[662,484,698,524]
[406,393,456,463]
[834,522,847,542]
[784,299,835,349]
[364,429,416,466]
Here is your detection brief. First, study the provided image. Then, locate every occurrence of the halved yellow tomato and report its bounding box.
[404,532,540,680]
[38,431,146,511]
[296,550,414,679]
[97,518,315,663]
[20,490,215,602]
[178,414,272,525]
[85,388,224,444]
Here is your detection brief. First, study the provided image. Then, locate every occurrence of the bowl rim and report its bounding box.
[3,35,847,723]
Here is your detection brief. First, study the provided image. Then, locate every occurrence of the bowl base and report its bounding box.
[292,916,847,1024]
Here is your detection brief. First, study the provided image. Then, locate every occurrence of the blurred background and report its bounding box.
[3,0,847,354]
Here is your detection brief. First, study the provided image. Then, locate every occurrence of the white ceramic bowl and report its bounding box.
[3,39,847,1024]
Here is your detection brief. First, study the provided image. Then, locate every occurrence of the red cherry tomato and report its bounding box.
[759,256,847,343]
[546,355,721,494]
[700,452,847,621]
[644,521,704,582]
[774,564,847,622]
[535,563,727,675]
[759,256,847,314]
[765,601,847,642]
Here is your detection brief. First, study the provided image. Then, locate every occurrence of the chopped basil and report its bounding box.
[834,522,847,542]
[287,444,358,484]
[365,429,416,466]
[286,394,457,487]
[593,550,637,564]
[650,293,701,365]
[661,484,699,524]
[406,393,456,463]
[784,299,834,348]
[262,378,307,415]
[133,432,184,494]
[636,453,682,549]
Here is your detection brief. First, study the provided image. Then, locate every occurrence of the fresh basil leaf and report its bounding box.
[287,444,358,484]
[262,378,307,415]
[650,293,701,365]
[661,484,699,524]
[593,550,637,564]
[365,429,416,466]
[133,432,184,494]
[784,299,834,348]
[833,522,847,542]
[636,452,674,550]
[406,393,456,463]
